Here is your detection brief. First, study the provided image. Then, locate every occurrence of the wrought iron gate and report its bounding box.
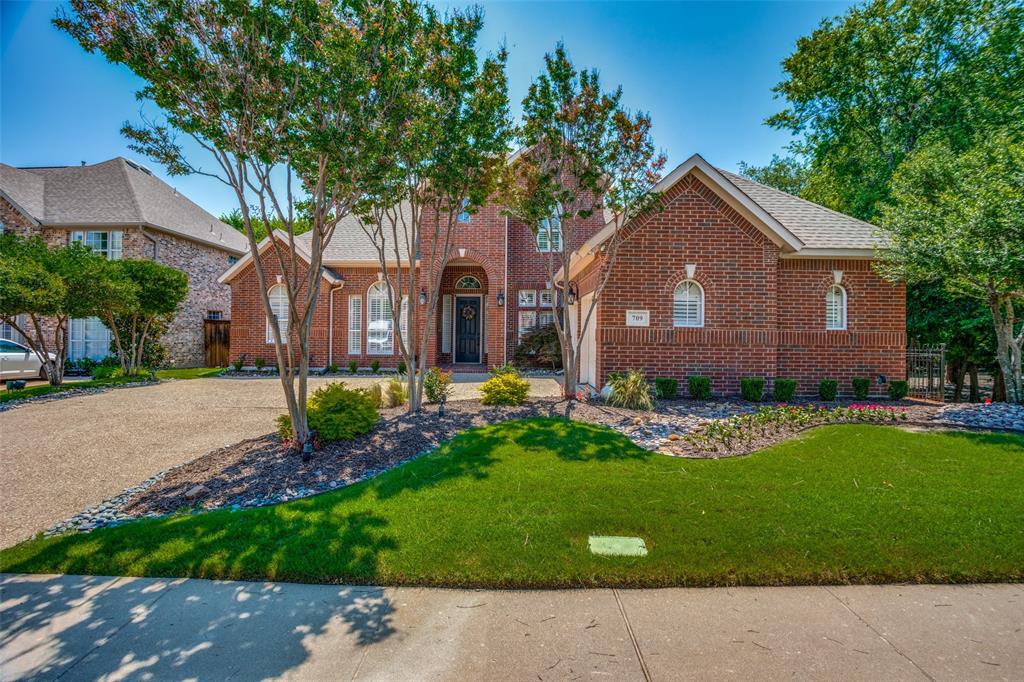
[906,344,945,402]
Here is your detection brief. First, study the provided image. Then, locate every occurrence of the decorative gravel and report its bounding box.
[931,402,1024,432]
[43,398,1021,537]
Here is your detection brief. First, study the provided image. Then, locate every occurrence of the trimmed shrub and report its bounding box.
[277,382,380,444]
[348,360,359,374]
[851,377,871,400]
[688,375,712,400]
[740,377,765,402]
[888,380,909,400]
[386,377,408,407]
[371,360,381,374]
[773,378,797,403]
[327,362,339,374]
[254,357,266,370]
[607,369,654,411]
[480,371,530,406]
[424,367,454,404]
[91,365,119,381]
[231,356,244,372]
[397,360,407,375]
[654,377,678,399]
[490,363,520,377]
[819,379,839,401]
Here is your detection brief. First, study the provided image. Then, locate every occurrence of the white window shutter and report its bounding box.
[398,296,409,351]
[441,295,452,353]
[673,281,704,328]
[109,231,123,260]
[267,284,288,343]
[348,295,362,355]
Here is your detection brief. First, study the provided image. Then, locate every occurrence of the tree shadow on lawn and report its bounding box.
[0,571,394,680]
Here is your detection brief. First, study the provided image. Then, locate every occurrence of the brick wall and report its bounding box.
[588,175,906,397]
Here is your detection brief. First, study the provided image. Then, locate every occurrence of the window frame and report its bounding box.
[71,230,122,260]
[455,275,481,290]
[672,279,705,328]
[536,214,562,252]
[518,289,537,307]
[825,284,848,331]
[347,295,362,355]
[518,310,538,340]
[366,281,394,355]
[266,284,289,344]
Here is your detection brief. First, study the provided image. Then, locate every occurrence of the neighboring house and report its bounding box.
[0,157,247,366]
[220,153,906,397]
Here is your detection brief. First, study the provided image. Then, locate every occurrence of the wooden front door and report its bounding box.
[454,296,482,363]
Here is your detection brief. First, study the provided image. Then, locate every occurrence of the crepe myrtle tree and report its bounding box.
[878,134,1024,403]
[57,0,412,449]
[100,259,188,377]
[0,235,129,385]
[500,44,666,399]
[353,4,511,413]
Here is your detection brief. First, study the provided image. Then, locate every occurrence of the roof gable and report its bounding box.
[217,230,343,285]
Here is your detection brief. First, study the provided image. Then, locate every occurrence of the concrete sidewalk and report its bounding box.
[1,575,1020,681]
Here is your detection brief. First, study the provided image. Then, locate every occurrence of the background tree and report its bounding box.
[220,210,311,242]
[354,3,511,412]
[100,259,188,377]
[500,44,666,399]
[58,0,403,450]
[0,235,127,385]
[762,0,1023,398]
[878,135,1024,403]
[736,154,809,196]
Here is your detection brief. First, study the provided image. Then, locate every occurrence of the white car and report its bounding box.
[0,339,54,381]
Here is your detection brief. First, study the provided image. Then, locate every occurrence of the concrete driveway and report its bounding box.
[2,575,1021,681]
[0,374,561,548]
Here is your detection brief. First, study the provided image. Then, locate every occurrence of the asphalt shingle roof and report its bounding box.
[717,168,883,250]
[0,158,247,253]
[297,202,414,263]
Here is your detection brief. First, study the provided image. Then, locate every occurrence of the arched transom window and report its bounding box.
[367,281,394,355]
[673,280,704,328]
[266,284,288,343]
[455,275,481,290]
[825,285,847,330]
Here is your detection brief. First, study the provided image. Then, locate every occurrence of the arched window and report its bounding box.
[455,275,481,290]
[673,280,704,328]
[825,285,847,330]
[367,281,394,355]
[266,284,288,343]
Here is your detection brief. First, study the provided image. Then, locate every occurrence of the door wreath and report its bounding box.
[460,304,477,321]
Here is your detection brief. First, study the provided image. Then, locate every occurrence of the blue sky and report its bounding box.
[1,0,853,217]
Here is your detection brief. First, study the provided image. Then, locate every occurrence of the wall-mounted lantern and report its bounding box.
[418,288,427,305]
[566,281,579,306]
[496,290,505,307]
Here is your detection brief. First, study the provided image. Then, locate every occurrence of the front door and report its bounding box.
[454,296,482,363]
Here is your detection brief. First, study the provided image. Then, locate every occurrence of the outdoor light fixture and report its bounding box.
[566,281,579,306]
[496,290,505,307]
[302,441,313,462]
[418,288,427,305]
[438,391,447,418]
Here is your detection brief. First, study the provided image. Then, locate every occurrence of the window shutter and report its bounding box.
[109,231,123,260]
[367,283,393,355]
[71,231,84,244]
[267,284,288,343]
[441,295,452,353]
[536,221,549,252]
[398,296,409,351]
[826,286,846,330]
[348,295,362,355]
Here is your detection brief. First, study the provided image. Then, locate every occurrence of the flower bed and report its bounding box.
[684,404,909,455]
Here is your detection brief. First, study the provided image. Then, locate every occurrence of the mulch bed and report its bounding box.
[122,399,638,516]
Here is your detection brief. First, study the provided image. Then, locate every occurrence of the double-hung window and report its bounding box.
[347,295,362,355]
[71,230,122,260]
[518,311,537,340]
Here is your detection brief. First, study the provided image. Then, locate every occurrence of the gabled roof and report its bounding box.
[564,153,885,279]
[217,230,343,285]
[296,202,415,265]
[0,158,247,253]
[716,169,881,251]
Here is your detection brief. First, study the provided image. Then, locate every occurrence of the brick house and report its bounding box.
[220,153,905,398]
[0,158,247,366]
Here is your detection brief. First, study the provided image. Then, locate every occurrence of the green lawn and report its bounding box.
[1,367,222,403]
[2,419,1022,587]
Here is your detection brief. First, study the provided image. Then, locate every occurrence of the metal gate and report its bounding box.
[906,344,945,402]
[204,319,231,367]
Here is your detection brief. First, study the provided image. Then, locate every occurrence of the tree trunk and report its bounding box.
[992,367,1007,402]
[562,343,577,400]
[989,295,1023,404]
[968,364,980,403]
[951,360,966,402]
